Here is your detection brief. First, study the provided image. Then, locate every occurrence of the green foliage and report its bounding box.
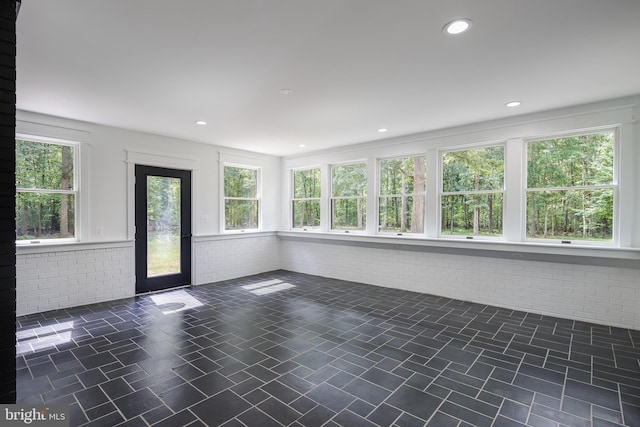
[332,163,366,197]
[526,132,614,241]
[16,139,75,239]
[292,169,321,228]
[332,198,366,230]
[527,133,613,188]
[332,163,367,230]
[441,194,503,236]
[379,156,426,233]
[144,176,182,275]
[16,193,75,239]
[443,146,504,192]
[224,166,259,230]
[147,231,180,277]
[292,200,320,228]
[293,168,321,198]
[16,139,74,190]
[225,200,259,230]
[225,166,257,198]
[146,176,181,233]
[441,146,504,236]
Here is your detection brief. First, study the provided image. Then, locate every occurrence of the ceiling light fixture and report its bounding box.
[505,101,522,108]
[443,18,472,35]
[378,128,388,133]
[298,144,306,148]
[280,88,293,96]
[195,120,207,125]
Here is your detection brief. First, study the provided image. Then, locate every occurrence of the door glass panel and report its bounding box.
[147,175,181,277]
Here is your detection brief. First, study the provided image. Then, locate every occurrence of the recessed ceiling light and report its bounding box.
[505,101,522,108]
[378,128,388,133]
[280,88,293,95]
[195,120,207,125]
[443,19,472,35]
[298,144,306,148]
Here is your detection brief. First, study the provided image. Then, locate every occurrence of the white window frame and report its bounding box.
[330,161,368,233]
[15,135,81,244]
[377,154,427,236]
[291,167,322,231]
[523,128,618,246]
[439,143,506,240]
[222,163,262,233]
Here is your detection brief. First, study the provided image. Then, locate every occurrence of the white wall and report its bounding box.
[15,111,283,315]
[279,96,640,330]
[16,242,134,315]
[280,239,640,329]
[282,96,640,246]
[195,233,281,285]
[14,96,640,330]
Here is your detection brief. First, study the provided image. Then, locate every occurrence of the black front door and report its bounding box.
[135,165,191,293]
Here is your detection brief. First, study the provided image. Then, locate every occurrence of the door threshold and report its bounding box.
[136,284,192,296]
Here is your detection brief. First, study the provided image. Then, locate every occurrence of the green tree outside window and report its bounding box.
[16,139,75,240]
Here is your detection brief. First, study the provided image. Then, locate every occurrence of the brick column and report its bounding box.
[0,0,17,404]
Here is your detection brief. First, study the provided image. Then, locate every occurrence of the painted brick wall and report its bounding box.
[280,240,640,330]
[0,0,16,403]
[195,234,281,285]
[16,245,134,316]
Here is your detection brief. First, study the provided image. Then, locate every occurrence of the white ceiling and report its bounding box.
[16,1,640,156]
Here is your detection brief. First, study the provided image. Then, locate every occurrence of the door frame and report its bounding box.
[125,150,198,294]
[135,165,192,294]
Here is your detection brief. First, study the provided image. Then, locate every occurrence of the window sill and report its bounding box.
[16,240,133,255]
[194,231,278,242]
[276,231,640,268]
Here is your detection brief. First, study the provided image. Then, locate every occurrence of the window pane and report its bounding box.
[443,146,504,192]
[292,200,320,228]
[16,140,74,190]
[379,195,424,233]
[527,132,614,188]
[224,166,258,198]
[332,163,367,197]
[379,156,426,196]
[526,189,613,241]
[332,198,366,230]
[225,199,259,230]
[441,193,503,237]
[16,192,75,240]
[293,169,321,198]
[147,176,181,277]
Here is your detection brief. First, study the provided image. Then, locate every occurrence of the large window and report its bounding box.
[331,162,367,231]
[16,138,77,241]
[379,155,426,234]
[224,165,260,231]
[441,145,504,238]
[292,168,321,229]
[526,131,615,242]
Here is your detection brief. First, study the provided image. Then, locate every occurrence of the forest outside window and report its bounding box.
[331,162,367,231]
[224,165,260,231]
[379,155,426,234]
[441,145,504,238]
[526,130,615,243]
[16,138,77,242]
[292,168,321,229]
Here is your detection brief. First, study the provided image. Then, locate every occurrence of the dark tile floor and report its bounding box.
[16,270,640,426]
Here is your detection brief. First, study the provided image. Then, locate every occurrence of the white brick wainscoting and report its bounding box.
[194,233,281,285]
[279,237,640,330]
[16,242,134,316]
[16,233,640,330]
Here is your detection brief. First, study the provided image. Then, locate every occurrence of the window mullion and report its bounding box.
[503,138,524,242]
